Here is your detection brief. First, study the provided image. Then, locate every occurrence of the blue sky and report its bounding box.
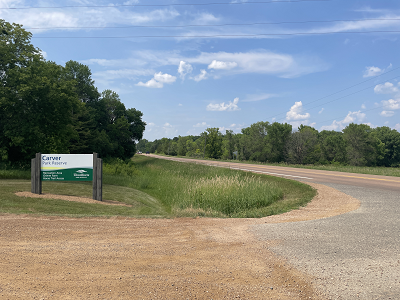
[1,0,400,140]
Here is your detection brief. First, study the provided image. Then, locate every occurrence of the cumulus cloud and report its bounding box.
[381,98,400,110]
[208,60,238,70]
[395,124,400,131]
[363,63,392,78]
[286,101,310,121]
[320,111,366,131]
[207,97,240,111]
[374,82,399,94]
[380,111,395,117]
[364,66,383,78]
[136,72,176,88]
[136,78,163,88]
[154,72,176,83]
[177,61,193,80]
[193,70,208,82]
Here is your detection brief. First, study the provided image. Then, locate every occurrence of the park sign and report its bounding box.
[41,154,93,181]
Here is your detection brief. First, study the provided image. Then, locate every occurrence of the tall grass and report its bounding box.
[120,156,315,218]
[179,174,283,215]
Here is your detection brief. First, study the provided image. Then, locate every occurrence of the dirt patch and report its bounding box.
[1,182,359,299]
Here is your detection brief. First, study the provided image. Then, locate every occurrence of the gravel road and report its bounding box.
[251,183,400,299]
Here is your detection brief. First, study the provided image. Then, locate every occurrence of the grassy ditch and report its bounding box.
[105,156,316,218]
[0,156,316,218]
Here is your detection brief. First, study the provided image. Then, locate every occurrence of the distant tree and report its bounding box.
[319,130,347,163]
[285,126,320,164]
[265,122,292,163]
[221,130,236,159]
[343,123,385,166]
[373,126,400,167]
[240,121,270,162]
[204,128,223,159]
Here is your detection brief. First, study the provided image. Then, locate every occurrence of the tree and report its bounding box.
[265,122,292,163]
[343,123,385,166]
[373,126,400,167]
[285,126,320,164]
[221,130,236,159]
[204,128,223,159]
[319,130,347,163]
[1,59,80,163]
[63,60,100,104]
[240,121,270,162]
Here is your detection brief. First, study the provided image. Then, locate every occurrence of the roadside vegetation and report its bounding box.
[152,154,400,177]
[138,123,400,171]
[0,156,316,218]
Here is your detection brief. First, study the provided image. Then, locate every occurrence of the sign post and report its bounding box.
[31,153,102,201]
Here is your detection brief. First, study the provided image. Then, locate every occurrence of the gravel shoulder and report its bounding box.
[252,183,400,300]
[0,183,360,299]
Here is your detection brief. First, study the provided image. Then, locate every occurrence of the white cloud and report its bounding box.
[286,101,310,121]
[318,108,324,114]
[381,99,400,110]
[193,70,208,82]
[192,12,220,24]
[136,72,176,88]
[374,82,399,94]
[364,66,383,78]
[320,111,366,131]
[395,124,400,131]
[178,103,183,106]
[207,97,240,112]
[380,111,395,117]
[363,63,392,77]
[242,93,275,102]
[208,60,238,70]
[361,104,366,109]
[0,3,180,33]
[136,78,163,88]
[154,72,176,83]
[193,122,210,127]
[82,49,328,83]
[178,61,193,80]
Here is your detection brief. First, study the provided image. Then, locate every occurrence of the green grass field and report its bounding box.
[0,156,316,218]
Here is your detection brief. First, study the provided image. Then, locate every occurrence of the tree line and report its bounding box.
[0,20,146,166]
[137,122,400,167]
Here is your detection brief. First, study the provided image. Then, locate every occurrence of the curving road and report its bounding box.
[148,154,400,299]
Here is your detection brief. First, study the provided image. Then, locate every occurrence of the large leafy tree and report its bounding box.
[0,20,81,163]
[0,20,146,164]
[373,126,400,167]
[240,121,270,162]
[285,125,320,164]
[319,130,347,163]
[343,123,385,166]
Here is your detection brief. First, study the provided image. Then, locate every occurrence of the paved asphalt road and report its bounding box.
[148,155,400,299]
